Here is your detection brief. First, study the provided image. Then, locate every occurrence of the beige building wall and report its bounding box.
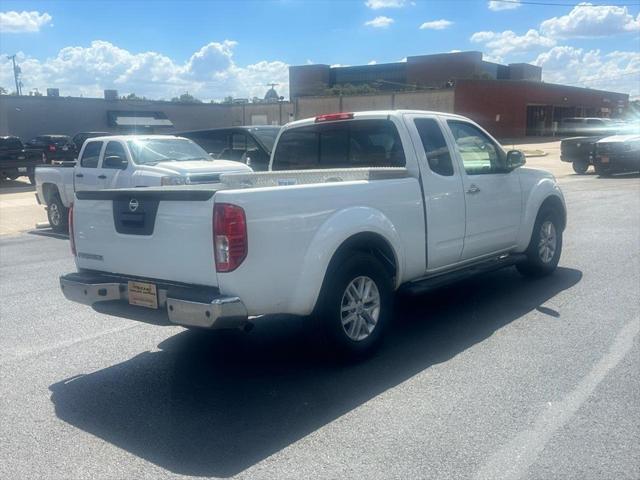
[294,90,455,121]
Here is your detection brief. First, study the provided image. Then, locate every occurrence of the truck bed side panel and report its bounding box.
[215,178,425,316]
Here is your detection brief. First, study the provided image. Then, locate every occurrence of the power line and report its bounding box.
[489,0,640,7]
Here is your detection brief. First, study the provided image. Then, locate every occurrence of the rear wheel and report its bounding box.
[47,193,68,233]
[315,252,393,359]
[516,208,562,277]
[572,160,589,174]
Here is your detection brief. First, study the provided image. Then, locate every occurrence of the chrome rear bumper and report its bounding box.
[60,272,248,329]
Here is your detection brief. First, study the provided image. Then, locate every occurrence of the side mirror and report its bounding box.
[103,155,128,170]
[506,150,526,170]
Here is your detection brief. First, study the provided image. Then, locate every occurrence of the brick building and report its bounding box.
[289,51,629,137]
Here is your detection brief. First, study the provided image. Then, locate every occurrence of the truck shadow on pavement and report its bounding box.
[49,266,582,477]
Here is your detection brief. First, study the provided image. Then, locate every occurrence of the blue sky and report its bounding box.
[1,0,639,100]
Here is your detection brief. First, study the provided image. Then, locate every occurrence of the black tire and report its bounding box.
[572,160,589,174]
[315,252,393,359]
[516,207,563,277]
[47,193,69,233]
[594,163,612,177]
[27,171,35,185]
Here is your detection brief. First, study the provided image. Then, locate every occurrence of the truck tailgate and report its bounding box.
[73,189,218,287]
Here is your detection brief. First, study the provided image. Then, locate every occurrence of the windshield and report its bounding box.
[127,138,211,164]
[251,128,280,153]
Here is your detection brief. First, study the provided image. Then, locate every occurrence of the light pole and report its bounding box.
[7,55,22,96]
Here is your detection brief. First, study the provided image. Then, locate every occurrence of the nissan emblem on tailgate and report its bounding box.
[129,198,139,212]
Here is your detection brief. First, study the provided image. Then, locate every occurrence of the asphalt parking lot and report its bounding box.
[0,144,638,479]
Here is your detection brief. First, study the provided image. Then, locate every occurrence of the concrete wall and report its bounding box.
[0,95,293,140]
[294,90,455,121]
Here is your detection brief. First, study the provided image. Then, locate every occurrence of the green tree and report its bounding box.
[171,92,202,103]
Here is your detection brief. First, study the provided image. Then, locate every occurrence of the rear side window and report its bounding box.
[272,119,405,170]
[103,141,127,168]
[53,137,71,146]
[0,138,22,150]
[414,118,453,176]
[80,141,103,168]
[184,132,228,156]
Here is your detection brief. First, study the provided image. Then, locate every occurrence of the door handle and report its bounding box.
[98,175,107,179]
[75,173,84,178]
[466,184,481,194]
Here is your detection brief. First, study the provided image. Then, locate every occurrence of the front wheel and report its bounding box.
[315,252,393,359]
[516,208,562,277]
[47,193,68,233]
[572,160,589,174]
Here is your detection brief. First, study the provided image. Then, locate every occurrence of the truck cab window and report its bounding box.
[447,121,506,175]
[80,141,103,168]
[414,118,453,176]
[102,142,127,168]
[272,119,405,170]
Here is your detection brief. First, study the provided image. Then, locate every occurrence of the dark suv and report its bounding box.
[25,135,76,164]
[180,126,281,171]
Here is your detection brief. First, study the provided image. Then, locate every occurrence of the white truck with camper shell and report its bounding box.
[59,111,567,357]
[35,135,252,232]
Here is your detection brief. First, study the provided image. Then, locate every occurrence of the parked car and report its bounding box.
[59,110,566,358]
[72,131,112,153]
[560,120,634,174]
[180,126,281,171]
[0,136,43,184]
[560,135,610,174]
[593,133,640,176]
[25,135,76,164]
[35,135,252,232]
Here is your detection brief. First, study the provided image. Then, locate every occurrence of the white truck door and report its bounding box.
[445,120,522,260]
[99,140,131,188]
[405,114,466,271]
[74,140,105,191]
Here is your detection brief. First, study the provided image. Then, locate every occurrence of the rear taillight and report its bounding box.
[213,203,247,272]
[48,145,56,152]
[69,203,76,256]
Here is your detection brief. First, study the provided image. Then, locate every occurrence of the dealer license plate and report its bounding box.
[600,156,609,163]
[128,281,158,309]
[62,145,69,151]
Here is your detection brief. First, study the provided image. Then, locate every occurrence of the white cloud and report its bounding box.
[419,19,453,30]
[365,16,394,28]
[0,10,52,33]
[470,29,556,57]
[368,60,378,65]
[0,40,289,101]
[365,0,410,9]
[540,4,640,38]
[488,0,521,11]
[534,46,640,96]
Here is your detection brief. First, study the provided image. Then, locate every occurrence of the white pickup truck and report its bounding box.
[35,135,251,232]
[60,111,566,357]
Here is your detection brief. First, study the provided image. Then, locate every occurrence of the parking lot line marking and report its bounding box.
[474,316,640,480]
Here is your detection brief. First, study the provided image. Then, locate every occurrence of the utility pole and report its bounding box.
[7,55,22,96]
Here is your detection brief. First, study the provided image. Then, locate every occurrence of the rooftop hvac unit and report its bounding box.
[104,89,119,101]
[46,88,60,97]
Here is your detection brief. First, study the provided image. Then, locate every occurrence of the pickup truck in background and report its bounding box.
[25,135,76,164]
[0,136,43,184]
[560,120,633,174]
[35,135,252,232]
[60,110,566,357]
